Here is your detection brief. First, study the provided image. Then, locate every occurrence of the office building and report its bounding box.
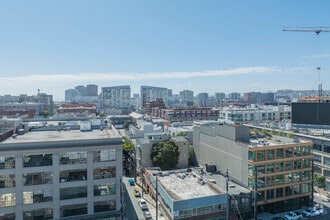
[102,85,131,114]
[197,93,208,107]
[0,128,123,219]
[86,84,98,97]
[193,123,313,213]
[140,86,168,107]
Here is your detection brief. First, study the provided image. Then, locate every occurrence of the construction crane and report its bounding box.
[283,26,330,35]
[283,26,330,97]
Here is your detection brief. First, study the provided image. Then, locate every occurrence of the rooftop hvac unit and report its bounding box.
[80,121,92,132]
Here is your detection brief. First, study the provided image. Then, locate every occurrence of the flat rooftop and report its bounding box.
[1,128,122,144]
[248,136,311,148]
[157,171,222,200]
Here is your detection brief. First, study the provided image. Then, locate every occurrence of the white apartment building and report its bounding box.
[218,105,291,125]
[102,86,131,114]
[0,128,123,220]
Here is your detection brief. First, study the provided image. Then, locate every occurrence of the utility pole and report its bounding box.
[254,166,258,220]
[226,169,230,220]
[156,175,158,220]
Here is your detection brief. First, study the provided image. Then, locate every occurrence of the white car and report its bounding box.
[284,211,302,220]
[302,207,321,217]
[138,198,148,210]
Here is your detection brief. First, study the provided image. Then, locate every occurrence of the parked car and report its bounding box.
[302,207,321,217]
[284,211,302,220]
[128,178,135,186]
[315,206,324,216]
[143,211,152,220]
[133,187,141,197]
[138,198,148,210]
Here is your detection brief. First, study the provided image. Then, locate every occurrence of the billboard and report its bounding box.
[292,102,330,126]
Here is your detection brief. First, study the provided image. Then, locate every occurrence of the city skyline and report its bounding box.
[1,1,330,101]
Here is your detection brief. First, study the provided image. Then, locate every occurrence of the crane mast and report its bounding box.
[283,26,330,97]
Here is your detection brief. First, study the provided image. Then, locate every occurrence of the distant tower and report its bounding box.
[86,84,98,96]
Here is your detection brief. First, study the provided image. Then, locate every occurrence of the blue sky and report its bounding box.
[0,0,330,101]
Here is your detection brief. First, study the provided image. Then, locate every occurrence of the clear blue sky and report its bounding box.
[0,0,330,101]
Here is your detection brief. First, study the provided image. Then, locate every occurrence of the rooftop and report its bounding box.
[158,171,221,200]
[247,136,311,148]
[1,128,122,145]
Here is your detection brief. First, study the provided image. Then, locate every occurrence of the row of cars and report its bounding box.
[283,206,324,220]
[128,178,153,220]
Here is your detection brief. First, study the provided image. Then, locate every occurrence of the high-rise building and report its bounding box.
[179,90,194,102]
[197,92,209,107]
[75,85,87,96]
[86,84,98,96]
[140,86,168,107]
[228,92,241,101]
[102,85,131,114]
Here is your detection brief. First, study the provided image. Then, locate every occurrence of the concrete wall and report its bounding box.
[193,124,249,185]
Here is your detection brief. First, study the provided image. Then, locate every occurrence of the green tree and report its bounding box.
[151,140,180,170]
[314,174,326,191]
[122,137,134,151]
[39,110,49,118]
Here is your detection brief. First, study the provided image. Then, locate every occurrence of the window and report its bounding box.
[266,176,274,187]
[94,183,116,196]
[60,151,87,164]
[276,175,284,185]
[94,201,116,213]
[313,154,322,163]
[285,148,293,157]
[293,185,300,194]
[324,157,330,165]
[0,213,15,220]
[285,161,292,171]
[294,159,301,169]
[294,146,301,156]
[60,204,87,218]
[276,162,284,172]
[267,163,275,174]
[23,190,53,204]
[301,158,310,168]
[0,174,15,188]
[23,208,53,220]
[93,167,116,179]
[284,173,292,184]
[276,188,283,198]
[267,189,274,200]
[285,186,292,196]
[0,193,15,207]
[60,170,87,183]
[302,146,310,155]
[23,172,52,186]
[248,165,255,175]
[313,144,322,152]
[257,150,265,161]
[0,156,15,169]
[267,150,275,160]
[94,149,116,162]
[256,165,265,175]
[302,171,310,181]
[293,172,300,182]
[248,151,255,161]
[23,154,52,167]
[60,186,87,200]
[276,149,284,159]
[301,183,310,194]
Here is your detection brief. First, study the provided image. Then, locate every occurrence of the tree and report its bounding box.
[151,140,180,170]
[122,137,134,151]
[39,110,49,118]
[314,174,325,192]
